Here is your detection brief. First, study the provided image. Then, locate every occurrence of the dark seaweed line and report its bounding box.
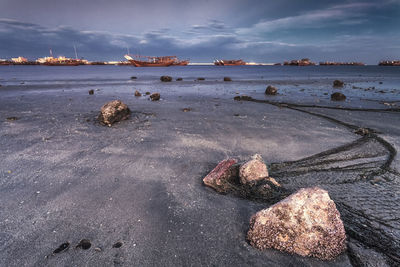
[241,97,397,181]
[244,98,400,112]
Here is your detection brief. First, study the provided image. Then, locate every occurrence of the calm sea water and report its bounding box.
[1,65,399,104]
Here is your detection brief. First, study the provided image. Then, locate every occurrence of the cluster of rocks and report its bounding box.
[203,154,281,195]
[203,155,347,261]
[134,90,160,101]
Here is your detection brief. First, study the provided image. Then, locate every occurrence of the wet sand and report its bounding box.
[0,75,399,266]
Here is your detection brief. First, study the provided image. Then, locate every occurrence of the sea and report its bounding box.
[1,65,399,107]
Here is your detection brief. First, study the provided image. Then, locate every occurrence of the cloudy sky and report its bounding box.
[0,0,399,63]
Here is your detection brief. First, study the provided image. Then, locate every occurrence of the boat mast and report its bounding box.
[74,45,78,59]
[49,48,53,57]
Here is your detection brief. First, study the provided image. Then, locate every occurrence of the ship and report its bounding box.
[319,61,365,66]
[378,60,400,66]
[172,59,189,66]
[214,59,246,66]
[124,55,177,67]
[283,58,316,66]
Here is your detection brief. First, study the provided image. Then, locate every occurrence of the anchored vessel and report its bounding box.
[124,55,189,67]
[214,59,246,66]
[379,60,400,66]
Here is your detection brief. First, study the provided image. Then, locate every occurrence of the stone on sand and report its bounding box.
[134,90,142,97]
[98,100,131,127]
[247,187,346,260]
[160,76,172,82]
[150,93,160,101]
[88,89,94,95]
[265,85,278,95]
[331,92,346,101]
[333,80,344,87]
[203,159,238,193]
[224,77,232,82]
[239,154,269,184]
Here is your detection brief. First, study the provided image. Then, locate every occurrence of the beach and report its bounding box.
[0,65,400,266]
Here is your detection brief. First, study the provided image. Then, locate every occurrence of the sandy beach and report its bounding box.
[1,66,399,266]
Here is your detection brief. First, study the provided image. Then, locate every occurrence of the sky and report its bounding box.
[0,0,399,63]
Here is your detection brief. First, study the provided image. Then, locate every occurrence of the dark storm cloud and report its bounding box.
[0,0,399,63]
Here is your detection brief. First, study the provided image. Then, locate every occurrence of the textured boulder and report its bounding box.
[98,100,131,126]
[203,159,238,193]
[150,93,160,101]
[247,187,346,260]
[331,92,346,101]
[134,90,142,97]
[265,85,278,95]
[88,89,94,95]
[160,76,172,82]
[224,77,232,82]
[239,154,269,184]
[333,80,344,87]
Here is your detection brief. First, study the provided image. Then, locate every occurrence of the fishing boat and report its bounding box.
[124,55,176,67]
[214,59,246,66]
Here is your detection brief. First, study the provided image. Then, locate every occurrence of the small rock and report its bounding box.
[333,80,344,87]
[113,242,123,248]
[176,78,183,81]
[130,76,137,80]
[76,239,91,250]
[234,96,241,101]
[239,154,269,184]
[247,187,346,260]
[379,81,383,84]
[145,92,151,95]
[160,76,172,82]
[88,89,94,95]
[182,108,191,112]
[240,95,252,101]
[331,92,346,101]
[94,247,102,252]
[203,159,239,193]
[134,90,142,97]
[150,93,160,101]
[265,85,278,95]
[98,100,131,126]
[53,242,70,254]
[223,77,232,82]
[354,128,370,136]
[6,117,19,121]
[197,77,205,81]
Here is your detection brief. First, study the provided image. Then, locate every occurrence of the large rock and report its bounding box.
[98,100,131,126]
[203,159,238,193]
[239,154,269,184]
[265,85,278,95]
[247,187,346,260]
